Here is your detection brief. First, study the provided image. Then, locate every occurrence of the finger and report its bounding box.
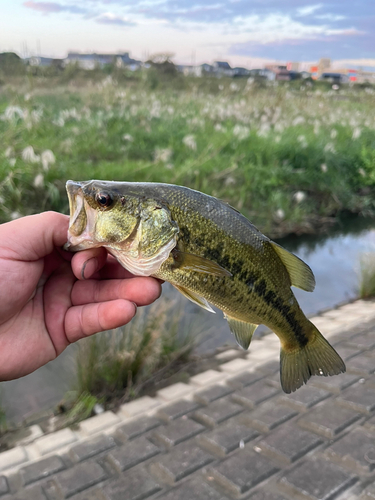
[71,251,136,280]
[71,277,162,307]
[71,247,108,280]
[64,299,137,343]
[0,212,69,261]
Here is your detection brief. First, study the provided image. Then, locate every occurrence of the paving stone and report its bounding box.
[298,400,362,438]
[79,411,120,436]
[219,358,253,374]
[336,380,375,414]
[364,414,375,433]
[0,476,8,496]
[158,476,230,500]
[190,370,223,387]
[333,344,364,361]
[231,381,280,408]
[309,372,361,394]
[279,457,357,500]
[119,396,160,417]
[216,349,241,361]
[0,447,28,472]
[254,422,323,464]
[225,371,263,390]
[44,462,107,498]
[248,490,289,500]
[35,428,77,455]
[194,385,233,405]
[20,455,65,485]
[193,397,243,428]
[156,383,193,402]
[4,484,47,500]
[69,488,106,500]
[198,416,258,457]
[278,385,331,411]
[243,400,298,433]
[106,436,160,472]
[346,354,375,376]
[210,447,279,496]
[155,400,200,422]
[359,480,375,499]
[69,434,116,462]
[325,427,375,474]
[258,360,279,375]
[116,416,161,440]
[346,333,375,350]
[153,417,205,447]
[150,442,214,484]
[102,466,161,500]
[15,425,44,446]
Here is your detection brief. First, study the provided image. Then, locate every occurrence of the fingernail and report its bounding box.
[81,258,97,280]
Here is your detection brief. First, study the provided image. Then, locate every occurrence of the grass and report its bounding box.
[60,296,199,425]
[359,253,375,298]
[1,68,375,237]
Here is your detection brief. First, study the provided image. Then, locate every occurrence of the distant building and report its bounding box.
[249,68,275,81]
[287,62,300,71]
[319,72,349,84]
[65,52,140,70]
[213,61,232,76]
[27,56,55,67]
[201,63,214,74]
[232,67,250,77]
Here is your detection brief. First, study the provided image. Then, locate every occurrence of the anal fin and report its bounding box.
[226,316,258,350]
[173,284,215,313]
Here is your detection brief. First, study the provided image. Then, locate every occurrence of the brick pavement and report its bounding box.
[1,300,375,499]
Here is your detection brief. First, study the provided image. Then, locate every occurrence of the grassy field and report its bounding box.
[1,68,375,237]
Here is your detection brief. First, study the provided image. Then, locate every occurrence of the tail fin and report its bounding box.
[280,321,346,393]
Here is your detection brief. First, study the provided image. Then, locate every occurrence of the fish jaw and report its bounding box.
[64,181,101,252]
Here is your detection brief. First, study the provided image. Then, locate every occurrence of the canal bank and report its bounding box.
[0,297,375,499]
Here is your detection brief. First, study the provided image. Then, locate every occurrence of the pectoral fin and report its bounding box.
[271,242,316,292]
[226,316,258,350]
[173,284,215,313]
[172,249,232,278]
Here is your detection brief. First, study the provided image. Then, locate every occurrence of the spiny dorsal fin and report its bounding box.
[226,316,258,350]
[172,249,232,278]
[271,242,315,292]
[173,284,215,313]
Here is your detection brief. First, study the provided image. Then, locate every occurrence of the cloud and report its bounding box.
[230,29,371,61]
[23,1,63,13]
[23,1,87,14]
[95,12,136,25]
[296,4,322,17]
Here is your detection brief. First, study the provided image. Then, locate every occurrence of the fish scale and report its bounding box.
[65,180,346,393]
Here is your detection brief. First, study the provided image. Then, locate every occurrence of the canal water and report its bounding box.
[2,216,375,424]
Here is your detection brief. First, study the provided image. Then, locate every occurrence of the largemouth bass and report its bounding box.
[65,180,345,393]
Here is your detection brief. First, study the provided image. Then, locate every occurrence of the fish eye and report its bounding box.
[95,192,113,208]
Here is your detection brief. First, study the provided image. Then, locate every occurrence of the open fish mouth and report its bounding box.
[64,181,98,251]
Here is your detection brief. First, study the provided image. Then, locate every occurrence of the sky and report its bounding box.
[1,0,374,68]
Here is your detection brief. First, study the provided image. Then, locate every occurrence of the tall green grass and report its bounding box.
[73,297,197,407]
[359,253,375,298]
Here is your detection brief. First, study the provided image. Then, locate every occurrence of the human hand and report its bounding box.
[0,212,162,381]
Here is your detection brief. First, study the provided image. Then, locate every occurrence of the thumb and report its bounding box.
[0,212,69,261]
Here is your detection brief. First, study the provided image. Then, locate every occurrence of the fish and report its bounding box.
[64,179,346,393]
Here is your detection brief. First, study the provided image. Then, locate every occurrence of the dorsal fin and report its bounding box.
[271,242,315,292]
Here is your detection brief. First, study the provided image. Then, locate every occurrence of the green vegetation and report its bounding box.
[359,253,375,298]
[61,297,197,424]
[1,68,375,237]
